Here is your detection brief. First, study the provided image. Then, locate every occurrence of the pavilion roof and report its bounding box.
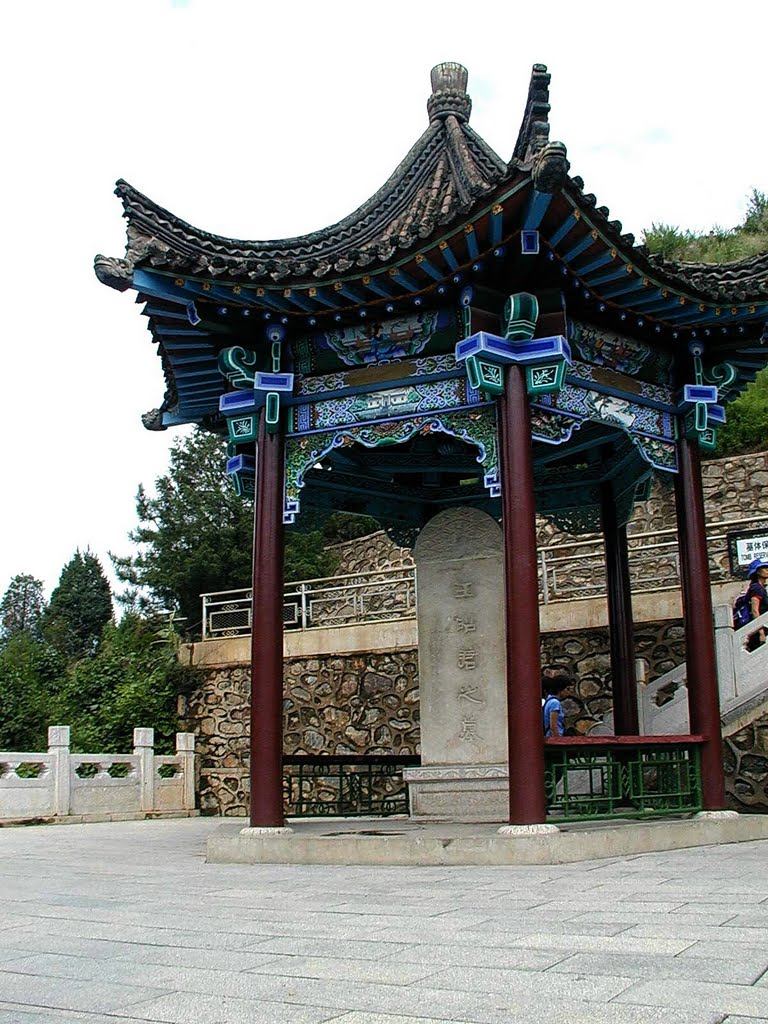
[95,62,767,310]
[95,63,767,428]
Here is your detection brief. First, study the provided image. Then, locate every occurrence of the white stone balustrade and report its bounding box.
[638,607,768,735]
[0,727,197,823]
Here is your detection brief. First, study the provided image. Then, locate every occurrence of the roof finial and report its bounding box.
[428,62,471,123]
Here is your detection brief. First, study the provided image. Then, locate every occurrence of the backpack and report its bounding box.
[733,592,751,630]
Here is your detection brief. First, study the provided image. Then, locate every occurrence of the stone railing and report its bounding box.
[0,727,196,824]
[638,608,768,735]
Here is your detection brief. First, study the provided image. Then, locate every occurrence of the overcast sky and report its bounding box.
[1,0,765,601]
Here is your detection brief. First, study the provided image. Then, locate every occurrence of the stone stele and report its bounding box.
[404,507,508,821]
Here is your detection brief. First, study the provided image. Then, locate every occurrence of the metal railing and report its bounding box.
[282,755,419,817]
[201,516,767,639]
[544,736,703,821]
[202,567,416,639]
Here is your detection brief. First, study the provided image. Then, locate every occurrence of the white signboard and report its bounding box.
[735,534,768,567]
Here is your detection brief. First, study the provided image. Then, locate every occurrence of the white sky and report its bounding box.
[1,0,766,600]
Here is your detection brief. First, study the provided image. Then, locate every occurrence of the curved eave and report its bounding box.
[536,182,768,329]
[103,171,768,346]
[140,300,222,428]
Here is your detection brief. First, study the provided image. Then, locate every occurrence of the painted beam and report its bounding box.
[362,276,394,299]
[307,287,339,308]
[415,254,445,281]
[438,241,460,271]
[389,267,419,291]
[574,251,615,276]
[161,339,218,352]
[489,204,504,245]
[522,190,554,231]
[561,233,598,263]
[154,326,213,337]
[334,282,366,303]
[599,278,649,299]
[549,213,579,246]
[583,266,631,287]
[626,289,665,309]
[281,289,317,313]
[133,269,190,305]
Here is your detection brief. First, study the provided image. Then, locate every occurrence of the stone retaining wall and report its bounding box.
[184,451,768,816]
[724,709,768,812]
[184,623,685,815]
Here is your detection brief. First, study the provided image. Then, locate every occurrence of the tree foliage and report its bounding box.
[112,430,253,631]
[51,614,187,754]
[642,189,768,458]
[0,631,64,751]
[714,370,768,457]
[42,550,113,659]
[0,574,46,642]
[113,429,339,632]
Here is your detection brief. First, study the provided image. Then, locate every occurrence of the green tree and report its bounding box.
[114,429,338,633]
[0,574,46,642]
[715,368,768,456]
[112,430,254,631]
[42,550,113,659]
[53,613,186,754]
[0,632,64,750]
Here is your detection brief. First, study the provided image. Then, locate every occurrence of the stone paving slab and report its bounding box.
[0,1009,153,1024]
[0,971,163,1014]
[0,818,767,1023]
[546,950,767,985]
[113,990,335,1023]
[614,977,768,1017]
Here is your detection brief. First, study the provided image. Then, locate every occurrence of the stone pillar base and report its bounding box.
[403,764,508,822]
[240,826,294,836]
[497,823,560,836]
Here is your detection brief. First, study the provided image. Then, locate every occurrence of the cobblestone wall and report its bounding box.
[186,452,768,815]
[184,650,420,816]
[541,621,687,734]
[724,711,768,812]
[185,624,687,815]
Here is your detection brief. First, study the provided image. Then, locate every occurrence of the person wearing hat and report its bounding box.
[746,557,768,649]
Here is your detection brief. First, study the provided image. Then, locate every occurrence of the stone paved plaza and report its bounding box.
[1,818,768,1023]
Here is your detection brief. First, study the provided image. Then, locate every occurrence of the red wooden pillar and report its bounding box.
[600,483,639,735]
[499,364,546,823]
[675,436,726,809]
[249,412,286,827]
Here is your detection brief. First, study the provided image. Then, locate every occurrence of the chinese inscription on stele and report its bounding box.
[451,580,485,750]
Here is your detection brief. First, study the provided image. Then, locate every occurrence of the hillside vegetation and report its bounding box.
[643,190,768,456]
[643,189,768,262]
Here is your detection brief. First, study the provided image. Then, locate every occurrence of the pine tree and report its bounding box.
[112,429,338,633]
[0,574,46,642]
[42,551,113,659]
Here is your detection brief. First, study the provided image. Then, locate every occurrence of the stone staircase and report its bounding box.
[639,607,768,735]
[635,607,768,811]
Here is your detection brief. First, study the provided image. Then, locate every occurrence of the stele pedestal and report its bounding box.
[404,507,508,821]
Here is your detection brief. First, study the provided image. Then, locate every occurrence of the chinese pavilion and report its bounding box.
[96,63,768,829]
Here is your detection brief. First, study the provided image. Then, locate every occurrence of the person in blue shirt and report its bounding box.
[542,672,573,737]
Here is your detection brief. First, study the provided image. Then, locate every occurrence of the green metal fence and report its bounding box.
[283,755,419,817]
[544,737,703,822]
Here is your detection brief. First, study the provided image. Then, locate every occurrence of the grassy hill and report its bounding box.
[643,189,768,263]
[641,190,767,456]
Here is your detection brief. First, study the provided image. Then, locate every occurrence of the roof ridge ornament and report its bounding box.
[427,62,472,123]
